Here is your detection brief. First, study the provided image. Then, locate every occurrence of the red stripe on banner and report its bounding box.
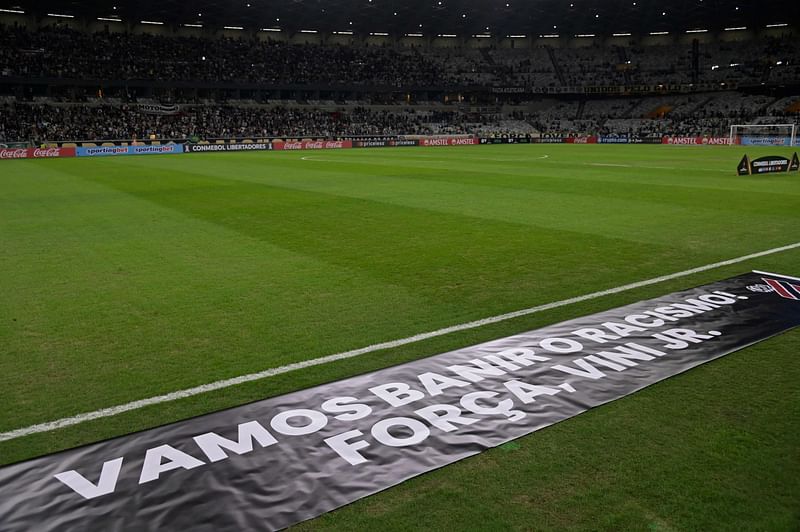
[763,278,798,300]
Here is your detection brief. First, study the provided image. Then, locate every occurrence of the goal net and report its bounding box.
[729,123,797,147]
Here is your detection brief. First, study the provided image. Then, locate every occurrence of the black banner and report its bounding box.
[751,155,792,174]
[137,104,180,116]
[737,153,799,175]
[491,87,526,94]
[597,136,662,145]
[185,143,273,153]
[738,155,751,176]
[479,137,532,145]
[633,136,664,144]
[1,271,799,531]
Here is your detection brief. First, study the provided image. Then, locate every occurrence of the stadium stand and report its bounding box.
[0,23,797,143]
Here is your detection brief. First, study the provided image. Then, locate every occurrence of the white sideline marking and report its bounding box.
[2,241,799,443]
[586,162,731,173]
[752,270,800,282]
[301,154,550,163]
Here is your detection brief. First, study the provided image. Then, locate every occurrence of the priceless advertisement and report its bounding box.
[0,147,76,160]
[76,145,184,157]
[353,139,419,148]
[0,271,798,531]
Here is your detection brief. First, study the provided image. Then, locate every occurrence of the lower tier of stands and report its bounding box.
[1,92,797,144]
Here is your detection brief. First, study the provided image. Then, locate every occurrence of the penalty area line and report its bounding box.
[2,241,799,443]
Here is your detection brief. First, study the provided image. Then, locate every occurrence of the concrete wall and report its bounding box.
[256,31,288,43]
[430,37,460,48]
[289,32,322,45]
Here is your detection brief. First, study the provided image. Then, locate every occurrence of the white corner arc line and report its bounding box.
[2,241,799,443]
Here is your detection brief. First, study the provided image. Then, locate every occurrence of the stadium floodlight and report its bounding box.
[47,13,74,18]
[183,23,203,28]
[724,26,747,31]
[507,34,527,38]
[97,17,122,22]
[612,32,632,36]
[685,29,708,33]
[765,23,788,27]
[575,34,595,38]
[729,124,797,147]
[437,34,457,38]
[405,33,423,37]
[540,34,559,38]
[472,34,492,38]
[332,31,353,35]
[649,31,669,35]
[300,29,318,33]
[369,32,389,36]
[0,8,24,13]
[140,20,164,25]
[261,28,281,32]
[223,26,243,30]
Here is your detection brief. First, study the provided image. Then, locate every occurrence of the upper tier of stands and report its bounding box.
[1,25,798,89]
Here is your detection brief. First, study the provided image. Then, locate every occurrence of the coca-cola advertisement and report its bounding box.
[272,140,352,151]
[418,137,479,147]
[564,136,598,144]
[0,147,76,160]
[0,148,29,159]
[31,147,75,158]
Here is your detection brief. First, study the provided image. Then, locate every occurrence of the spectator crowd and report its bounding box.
[1,24,798,88]
[0,24,797,143]
[0,25,449,86]
[1,94,797,143]
[0,103,478,142]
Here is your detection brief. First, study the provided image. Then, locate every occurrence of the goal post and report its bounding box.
[729,123,797,147]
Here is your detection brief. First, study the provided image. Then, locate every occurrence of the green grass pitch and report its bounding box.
[1,144,799,530]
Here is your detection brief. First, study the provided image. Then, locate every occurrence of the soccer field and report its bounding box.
[2,144,799,530]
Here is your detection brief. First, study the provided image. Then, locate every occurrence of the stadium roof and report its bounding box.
[3,0,798,37]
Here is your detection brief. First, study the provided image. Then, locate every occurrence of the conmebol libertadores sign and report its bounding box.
[1,271,799,531]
